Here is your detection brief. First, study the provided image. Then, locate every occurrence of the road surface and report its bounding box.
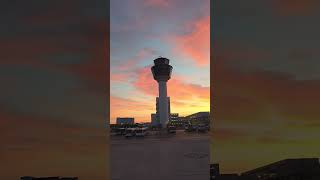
[111,130,209,180]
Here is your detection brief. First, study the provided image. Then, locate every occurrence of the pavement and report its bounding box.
[111,130,210,180]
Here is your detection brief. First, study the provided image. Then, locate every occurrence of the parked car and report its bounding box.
[125,128,136,137]
[135,127,148,137]
[117,128,126,135]
[197,124,208,133]
[167,125,176,133]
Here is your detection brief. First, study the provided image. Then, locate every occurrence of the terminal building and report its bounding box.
[116,117,134,125]
[151,111,211,128]
[210,158,320,180]
[168,113,186,128]
[184,112,210,125]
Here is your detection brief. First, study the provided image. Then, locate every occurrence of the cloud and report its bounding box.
[131,65,210,116]
[144,0,170,8]
[132,65,157,96]
[113,48,157,72]
[110,0,210,121]
[133,66,209,99]
[171,15,210,66]
[110,73,131,82]
[110,48,158,85]
[110,96,154,122]
[110,64,210,122]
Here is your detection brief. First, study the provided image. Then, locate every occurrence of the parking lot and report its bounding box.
[110,130,209,180]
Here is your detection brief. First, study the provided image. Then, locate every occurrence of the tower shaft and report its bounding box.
[158,81,169,128]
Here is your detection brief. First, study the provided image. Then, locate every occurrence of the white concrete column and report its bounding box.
[158,81,169,128]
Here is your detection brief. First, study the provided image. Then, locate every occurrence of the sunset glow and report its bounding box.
[110,0,210,123]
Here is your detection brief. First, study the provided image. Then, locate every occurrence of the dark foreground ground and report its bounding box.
[111,130,209,180]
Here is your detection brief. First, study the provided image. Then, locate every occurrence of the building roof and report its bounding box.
[185,112,210,119]
[242,158,320,176]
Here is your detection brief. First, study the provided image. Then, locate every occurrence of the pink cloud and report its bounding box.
[132,66,210,101]
[132,65,157,96]
[110,73,130,82]
[171,16,210,66]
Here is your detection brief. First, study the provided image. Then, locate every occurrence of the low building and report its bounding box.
[168,113,186,128]
[185,112,210,126]
[116,117,134,125]
[170,113,179,121]
[151,113,159,127]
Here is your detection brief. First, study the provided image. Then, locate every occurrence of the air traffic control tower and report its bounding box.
[151,57,173,128]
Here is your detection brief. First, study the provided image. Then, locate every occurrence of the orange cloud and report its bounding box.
[132,66,210,116]
[132,65,157,96]
[110,96,154,123]
[133,66,209,98]
[172,16,210,66]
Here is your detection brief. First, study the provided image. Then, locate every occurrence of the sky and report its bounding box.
[0,1,109,179]
[211,0,320,173]
[110,0,210,123]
